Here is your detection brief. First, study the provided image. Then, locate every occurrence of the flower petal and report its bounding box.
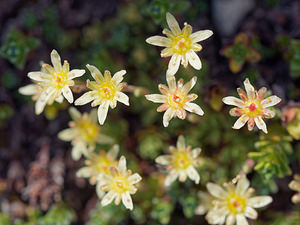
[192,148,201,158]
[101,190,117,206]
[262,109,275,118]
[167,54,181,76]
[236,214,249,225]
[184,102,204,116]
[167,75,176,92]
[19,84,38,96]
[68,69,85,79]
[118,156,127,174]
[244,78,255,99]
[233,115,249,129]
[248,196,272,208]
[97,101,110,125]
[247,118,255,131]
[116,92,129,106]
[165,171,178,186]
[244,207,258,219]
[86,64,104,82]
[58,128,75,141]
[107,144,119,159]
[187,166,200,184]
[190,30,213,43]
[76,167,92,178]
[166,12,181,35]
[129,173,142,184]
[146,36,171,47]
[112,70,126,84]
[206,182,226,199]
[222,96,244,107]
[187,50,202,70]
[35,88,55,114]
[182,76,197,94]
[155,155,171,165]
[236,176,250,194]
[226,214,236,225]
[177,135,186,149]
[254,116,267,133]
[75,92,95,106]
[28,72,50,82]
[72,141,86,160]
[229,107,243,117]
[145,94,166,103]
[261,95,281,108]
[69,107,81,121]
[163,108,175,127]
[62,86,74,103]
[50,49,62,71]
[122,191,133,210]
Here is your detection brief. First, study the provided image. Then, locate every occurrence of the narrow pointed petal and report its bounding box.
[244,78,255,99]
[58,128,75,141]
[62,86,74,103]
[107,144,119,159]
[177,135,186,149]
[101,190,117,206]
[122,192,133,210]
[236,215,249,225]
[68,69,85,79]
[254,116,267,133]
[69,107,81,121]
[247,118,255,131]
[191,148,201,158]
[35,88,55,114]
[118,156,127,174]
[223,96,244,107]
[155,155,171,165]
[261,95,281,108]
[167,75,176,92]
[163,108,175,127]
[187,166,200,184]
[50,49,62,71]
[236,176,250,194]
[76,167,92,178]
[112,70,126,84]
[245,207,258,219]
[233,115,249,129]
[184,102,204,116]
[157,103,169,112]
[167,54,181,76]
[258,87,267,100]
[229,107,243,117]
[182,76,197,94]
[165,171,178,186]
[28,72,50,82]
[237,88,248,101]
[72,141,86,160]
[19,84,38,95]
[190,30,213,43]
[97,101,110,125]
[86,64,104,82]
[166,12,181,35]
[129,173,142,184]
[75,92,95,106]
[145,94,166,103]
[248,196,272,208]
[226,215,236,225]
[146,36,171,47]
[116,92,129,106]
[262,109,275,118]
[187,50,202,70]
[206,183,226,199]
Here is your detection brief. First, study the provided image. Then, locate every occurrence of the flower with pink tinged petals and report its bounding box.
[222,78,281,133]
[75,64,129,125]
[58,107,113,160]
[289,174,300,204]
[155,135,201,186]
[98,156,142,210]
[27,49,85,114]
[145,76,204,127]
[146,12,213,76]
[205,176,272,225]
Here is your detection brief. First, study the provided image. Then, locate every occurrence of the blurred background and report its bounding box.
[0,0,300,224]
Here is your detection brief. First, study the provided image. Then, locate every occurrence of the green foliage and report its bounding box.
[0,28,39,69]
[256,211,300,225]
[0,104,14,126]
[143,0,191,25]
[150,198,173,224]
[249,132,293,180]
[179,195,198,219]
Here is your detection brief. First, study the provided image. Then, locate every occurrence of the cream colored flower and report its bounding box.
[27,49,85,114]
[195,191,214,215]
[205,176,272,225]
[58,107,113,160]
[75,64,129,125]
[155,135,201,186]
[222,78,281,133]
[98,156,142,210]
[76,145,119,197]
[146,12,213,76]
[145,76,203,127]
[289,174,300,204]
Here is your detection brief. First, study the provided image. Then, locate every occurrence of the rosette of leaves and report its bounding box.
[0,28,39,69]
[222,33,261,73]
[249,134,293,180]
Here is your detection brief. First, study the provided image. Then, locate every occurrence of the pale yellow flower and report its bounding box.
[155,135,201,186]
[75,64,129,125]
[98,156,142,210]
[222,78,281,133]
[27,49,85,114]
[146,12,213,76]
[145,76,203,127]
[205,176,272,225]
[195,191,214,215]
[289,174,300,204]
[76,145,119,197]
[58,107,113,160]
[18,84,43,102]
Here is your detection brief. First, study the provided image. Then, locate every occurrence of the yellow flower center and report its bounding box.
[88,153,117,175]
[172,151,193,170]
[96,81,117,101]
[167,92,186,110]
[52,71,68,89]
[110,176,131,194]
[77,120,100,144]
[226,193,247,214]
[243,99,263,118]
[171,35,192,55]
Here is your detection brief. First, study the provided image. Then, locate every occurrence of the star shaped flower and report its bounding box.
[289,174,300,204]
[75,64,129,125]
[146,12,213,76]
[155,135,201,186]
[222,78,281,133]
[98,156,142,210]
[27,49,85,114]
[145,75,204,127]
[205,176,272,225]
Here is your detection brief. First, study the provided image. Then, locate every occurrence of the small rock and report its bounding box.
[212,0,255,36]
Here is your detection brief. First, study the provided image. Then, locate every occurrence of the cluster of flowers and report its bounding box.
[18,12,299,224]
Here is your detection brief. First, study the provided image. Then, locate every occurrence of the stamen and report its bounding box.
[249,103,256,112]
[173,95,180,103]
